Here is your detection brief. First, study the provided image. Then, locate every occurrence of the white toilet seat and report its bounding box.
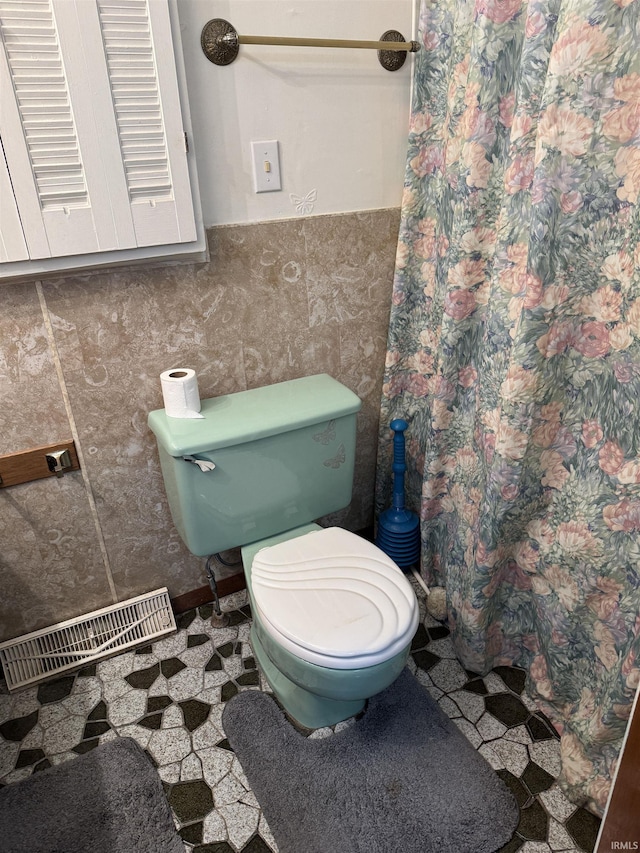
[250,527,419,670]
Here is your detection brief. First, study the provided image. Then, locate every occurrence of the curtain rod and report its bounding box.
[201,19,420,72]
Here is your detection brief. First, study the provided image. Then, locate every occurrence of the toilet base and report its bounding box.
[250,624,366,728]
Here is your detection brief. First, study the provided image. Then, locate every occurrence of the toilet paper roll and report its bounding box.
[160,368,204,419]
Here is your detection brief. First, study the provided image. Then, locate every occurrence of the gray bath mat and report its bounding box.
[0,737,183,853]
[223,668,519,853]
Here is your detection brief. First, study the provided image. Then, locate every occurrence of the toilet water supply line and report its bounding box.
[204,555,224,617]
[205,555,232,628]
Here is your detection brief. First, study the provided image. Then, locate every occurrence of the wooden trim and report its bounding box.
[596,685,640,852]
[171,572,246,614]
[0,440,79,488]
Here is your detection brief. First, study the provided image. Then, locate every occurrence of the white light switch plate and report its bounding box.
[251,140,281,193]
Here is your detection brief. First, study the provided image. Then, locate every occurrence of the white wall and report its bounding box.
[177,0,415,227]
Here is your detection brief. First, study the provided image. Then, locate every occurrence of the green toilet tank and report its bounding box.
[148,374,362,557]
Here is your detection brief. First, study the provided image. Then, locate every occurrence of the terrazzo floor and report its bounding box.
[0,583,602,853]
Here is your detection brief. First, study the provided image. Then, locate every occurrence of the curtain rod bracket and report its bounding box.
[201,19,419,72]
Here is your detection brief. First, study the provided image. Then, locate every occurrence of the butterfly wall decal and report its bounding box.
[290,188,317,216]
[313,420,336,445]
[323,444,345,469]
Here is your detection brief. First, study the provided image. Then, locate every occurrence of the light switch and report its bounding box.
[251,140,281,193]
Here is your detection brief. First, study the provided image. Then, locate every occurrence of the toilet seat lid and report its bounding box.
[250,527,419,669]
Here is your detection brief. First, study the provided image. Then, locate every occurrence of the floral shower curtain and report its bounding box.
[376,0,640,815]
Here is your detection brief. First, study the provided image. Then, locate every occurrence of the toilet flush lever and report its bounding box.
[46,449,72,477]
[182,455,216,473]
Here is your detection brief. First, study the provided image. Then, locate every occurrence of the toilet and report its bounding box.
[148,374,419,728]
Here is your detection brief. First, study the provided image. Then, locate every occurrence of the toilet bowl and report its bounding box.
[242,524,419,728]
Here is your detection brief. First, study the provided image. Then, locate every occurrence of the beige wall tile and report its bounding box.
[0,283,111,641]
[0,474,113,641]
[304,209,400,329]
[0,282,70,452]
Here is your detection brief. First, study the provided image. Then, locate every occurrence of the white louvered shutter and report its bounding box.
[95,0,196,247]
[0,0,196,262]
[0,137,28,262]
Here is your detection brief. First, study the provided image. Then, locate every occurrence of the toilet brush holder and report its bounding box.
[376,419,420,569]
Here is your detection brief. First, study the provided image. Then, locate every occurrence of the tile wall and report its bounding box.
[0,209,400,642]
